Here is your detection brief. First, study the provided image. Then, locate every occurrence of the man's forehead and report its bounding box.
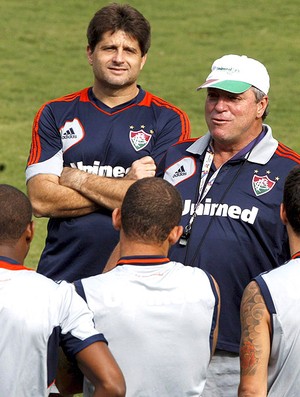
[100,30,139,47]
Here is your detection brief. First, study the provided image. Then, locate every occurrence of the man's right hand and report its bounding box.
[125,156,156,180]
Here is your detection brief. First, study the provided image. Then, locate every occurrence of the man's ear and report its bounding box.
[257,95,268,118]
[140,53,148,70]
[25,221,35,244]
[86,45,93,65]
[112,208,122,231]
[280,203,288,225]
[168,225,183,246]
[22,221,34,259]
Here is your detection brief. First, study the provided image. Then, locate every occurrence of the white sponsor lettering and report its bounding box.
[70,161,130,177]
[182,198,259,225]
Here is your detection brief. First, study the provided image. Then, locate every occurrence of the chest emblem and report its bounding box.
[129,129,152,151]
[252,174,276,196]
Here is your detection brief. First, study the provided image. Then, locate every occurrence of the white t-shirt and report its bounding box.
[76,257,219,397]
[0,258,106,397]
[256,256,300,396]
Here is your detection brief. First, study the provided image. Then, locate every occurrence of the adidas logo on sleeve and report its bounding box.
[164,157,196,185]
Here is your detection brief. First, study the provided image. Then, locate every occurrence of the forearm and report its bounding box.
[238,385,266,397]
[239,281,269,397]
[59,156,156,210]
[76,343,126,397]
[61,169,134,210]
[27,174,99,218]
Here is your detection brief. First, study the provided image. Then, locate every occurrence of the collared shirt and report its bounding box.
[157,124,300,353]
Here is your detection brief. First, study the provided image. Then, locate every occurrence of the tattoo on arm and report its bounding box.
[240,281,267,376]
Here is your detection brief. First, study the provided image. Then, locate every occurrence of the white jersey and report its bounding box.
[76,256,219,397]
[0,257,106,397]
[255,254,300,396]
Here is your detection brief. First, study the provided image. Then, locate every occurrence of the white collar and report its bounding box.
[186,124,278,165]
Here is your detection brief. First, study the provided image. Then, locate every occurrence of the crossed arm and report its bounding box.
[27,156,156,218]
[238,281,271,397]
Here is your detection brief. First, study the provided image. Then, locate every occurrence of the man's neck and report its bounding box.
[92,83,139,108]
[287,231,300,259]
[211,127,264,169]
[0,248,23,264]
[119,240,169,259]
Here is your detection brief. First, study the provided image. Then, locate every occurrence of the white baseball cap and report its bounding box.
[197,54,270,95]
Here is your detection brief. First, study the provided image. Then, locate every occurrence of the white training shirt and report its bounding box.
[256,254,300,396]
[0,257,106,397]
[76,256,219,397]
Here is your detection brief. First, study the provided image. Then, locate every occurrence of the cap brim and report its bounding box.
[197,79,251,94]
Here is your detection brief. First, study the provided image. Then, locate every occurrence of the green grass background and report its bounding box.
[1,1,300,395]
[1,0,300,267]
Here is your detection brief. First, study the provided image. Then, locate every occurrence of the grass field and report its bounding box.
[1,1,300,395]
[2,0,300,269]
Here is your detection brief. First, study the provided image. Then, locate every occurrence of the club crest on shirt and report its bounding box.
[252,172,277,196]
[129,128,152,151]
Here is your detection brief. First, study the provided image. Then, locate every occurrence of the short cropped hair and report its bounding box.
[87,3,151,56]
[121,178,183,243]
[283,165,300,235]
[0,184,32,243]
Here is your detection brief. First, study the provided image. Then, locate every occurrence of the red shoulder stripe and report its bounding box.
[276,142,300,164]
[171,137,199,147]
[151,95,191,141]
[28,103,47,165]
[51,87,90,103]
[27,89,89,165]
[139,92,191,141]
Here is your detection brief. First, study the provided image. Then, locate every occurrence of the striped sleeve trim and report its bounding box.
[171,137,199,148]
[139,92,191,141]
[27,103,47,165]
[276,142,300,163]
[27,89,89,165]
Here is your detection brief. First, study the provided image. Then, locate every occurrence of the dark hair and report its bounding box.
[283,165,300,234]
[121,178,183,243]
[0,184,32,243]
[87,3,151,56]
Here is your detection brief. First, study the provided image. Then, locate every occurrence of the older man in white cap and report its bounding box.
[157,54,300,396]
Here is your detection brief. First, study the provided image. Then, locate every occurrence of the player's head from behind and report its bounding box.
[282,165,300,235]
[0,184,33,255]
[117,177,183,245]
[87,3,151,56]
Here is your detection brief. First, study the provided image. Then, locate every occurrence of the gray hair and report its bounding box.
[251,86,269,120]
